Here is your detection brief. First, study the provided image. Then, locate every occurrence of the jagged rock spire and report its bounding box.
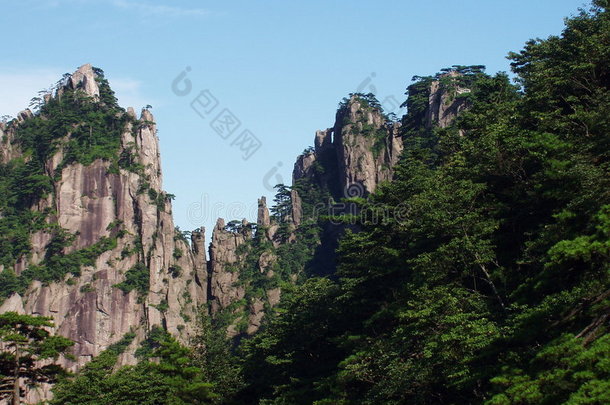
[0,66,206,401]
[257,197,271,227]
[66,63,100,98]
[291,189,302,226]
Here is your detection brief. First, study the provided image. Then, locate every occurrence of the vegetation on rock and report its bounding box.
[2,2,609,404]
[0,312,73,405]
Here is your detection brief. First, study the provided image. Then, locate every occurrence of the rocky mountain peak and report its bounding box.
[293,93,402,199]
[65,63,100,98]
[257,197,271,227]
[426,70,471,129]
[0,66,207,402]
[315,128,333,151]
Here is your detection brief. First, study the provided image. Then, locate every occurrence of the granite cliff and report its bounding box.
[204,77,471,333]
[0,65,471,402]
[0,66,206,401]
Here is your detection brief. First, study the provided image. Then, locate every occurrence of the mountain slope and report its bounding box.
[0,65,207,382]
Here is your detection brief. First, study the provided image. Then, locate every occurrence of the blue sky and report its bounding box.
[0,0,588,240]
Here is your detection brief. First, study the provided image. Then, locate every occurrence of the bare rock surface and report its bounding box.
[0,65,207,379]
[293,95,403,199]
[66,63,100,98]
[426,71,470,129]
[208,218,250,315]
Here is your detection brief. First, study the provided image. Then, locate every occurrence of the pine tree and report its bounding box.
[0,312,73,405]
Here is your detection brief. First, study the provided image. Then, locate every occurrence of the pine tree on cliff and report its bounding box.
[0,312,73,405]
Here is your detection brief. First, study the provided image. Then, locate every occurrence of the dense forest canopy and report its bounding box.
[237,2,610,403]
[1,1,609,404]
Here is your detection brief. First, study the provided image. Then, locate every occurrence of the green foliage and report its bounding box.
[338,93,384,117]
[238,4,610,404]
[0,312,73,404]
[114,263,150,295]
[52,331,136,404]
[4,4,610,405]
[239,278,343,404]
[173,247,184,260]
[174,226,191,243]
[80,284,95,293]
[270,184,292,223]
[147,188,169,211]
[117,146,145,174]
[169,264,183,278]
[0,67,139,303]
[224,220,249,234]
[0,234,119,302]
[487,334,610,405]
[153,299,169,313]
[14,68,128,172]
[52,330,215,405]
[0,166,51,271]
[135,326,171,359]
[192,315,245,403]
[338,93,395,158]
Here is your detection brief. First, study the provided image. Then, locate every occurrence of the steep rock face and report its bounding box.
[285,81,472,283]
[293,149,318,181]
[205,82,472,336]
[257,196,271,227]
[208,218,250,315]
[292,76,469,202]
[257,196,280,243]
[293,95,402,200]
[0,121,20,164]
[425,71,471,129]
[0,66,476,403]
[0,65,206,375]
[207,200,284,336]
[290,189,302,226]
[190,228,208,305]
[65,63,100,98]
[334,95,402,196]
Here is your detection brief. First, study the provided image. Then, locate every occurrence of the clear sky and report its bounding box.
[0,0,588,241]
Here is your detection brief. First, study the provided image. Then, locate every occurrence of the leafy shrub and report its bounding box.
[114,263,149,295]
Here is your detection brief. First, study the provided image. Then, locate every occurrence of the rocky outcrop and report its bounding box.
[293,95,403,200]
[334,95,402,196]
[257,196,279,242]
[257,197,271,227]
[208,218,250,315]
[246,298,265,335]
[0,65,206,376]
[207,197,289,336]
[206,78,473,338]
[0,110,31,164]
[191,228,208,304]
[0,64,477,404]
[65,63,100,98]
[425,71,470,129]
[292,75,470,204]
[2,64,292,373]
[293,150,318,182]
[291,189,302,226]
